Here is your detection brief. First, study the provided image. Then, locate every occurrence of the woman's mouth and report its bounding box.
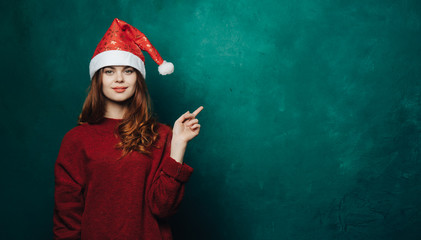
[113,87,127,93]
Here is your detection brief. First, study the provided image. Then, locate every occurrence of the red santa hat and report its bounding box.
[89,18,174,80]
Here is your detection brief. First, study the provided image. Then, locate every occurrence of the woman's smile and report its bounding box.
[112,87,128,93]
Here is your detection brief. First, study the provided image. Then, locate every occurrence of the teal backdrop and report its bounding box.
[1,0,421,239]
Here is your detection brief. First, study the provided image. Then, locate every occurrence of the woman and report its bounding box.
[53,18,202,240]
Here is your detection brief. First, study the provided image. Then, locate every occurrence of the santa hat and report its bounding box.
[89,18,174,80]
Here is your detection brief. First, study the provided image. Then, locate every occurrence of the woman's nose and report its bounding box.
[116,71,124,82]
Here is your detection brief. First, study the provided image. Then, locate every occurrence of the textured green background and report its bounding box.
[1,0,421,239]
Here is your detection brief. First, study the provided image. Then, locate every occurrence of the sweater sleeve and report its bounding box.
[147,128,194,219]
[53,131,86,240]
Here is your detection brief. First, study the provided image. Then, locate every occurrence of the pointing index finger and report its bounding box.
[192,106,204,117]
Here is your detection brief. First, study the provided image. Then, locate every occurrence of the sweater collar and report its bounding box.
[94,117,123,131]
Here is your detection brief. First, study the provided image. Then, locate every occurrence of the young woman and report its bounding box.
[53,18,202,240]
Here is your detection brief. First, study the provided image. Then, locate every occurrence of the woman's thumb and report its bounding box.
[177,111,190,123]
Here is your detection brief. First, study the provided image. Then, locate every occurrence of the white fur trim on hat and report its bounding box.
[89,50,146,80]
[158,60,174,75]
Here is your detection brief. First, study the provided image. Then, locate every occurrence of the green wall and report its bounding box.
[1,0,421,239]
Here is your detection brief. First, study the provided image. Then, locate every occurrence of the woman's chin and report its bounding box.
[105,96,132,105]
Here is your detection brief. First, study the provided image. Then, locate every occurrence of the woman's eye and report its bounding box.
[125,70,134,74]
[105,70,113,74]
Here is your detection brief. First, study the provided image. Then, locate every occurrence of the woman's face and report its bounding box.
[101,65,137,103]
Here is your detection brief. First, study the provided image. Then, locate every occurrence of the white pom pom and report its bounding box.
[158,60,174,75]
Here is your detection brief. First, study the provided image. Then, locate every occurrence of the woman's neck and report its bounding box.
[104,99,128,119]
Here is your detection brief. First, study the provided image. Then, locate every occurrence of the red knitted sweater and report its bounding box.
[53,118,193,240]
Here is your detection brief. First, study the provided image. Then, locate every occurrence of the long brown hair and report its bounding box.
[78,68,161,160]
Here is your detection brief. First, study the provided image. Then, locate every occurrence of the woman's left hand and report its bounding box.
[172,106,204,144]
